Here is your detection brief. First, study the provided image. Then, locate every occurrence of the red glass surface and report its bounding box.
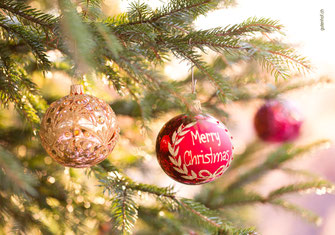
[156,114,233,185]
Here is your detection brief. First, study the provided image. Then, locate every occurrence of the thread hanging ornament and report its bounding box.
[254,99,303,142]
[39,84,119,168]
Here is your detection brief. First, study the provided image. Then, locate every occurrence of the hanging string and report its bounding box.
[191,65,197,95]
[189,38,197,95]
[72,39,78,85]
[71,72,76,85]
[188,37,201,114]
[72,39,85,85]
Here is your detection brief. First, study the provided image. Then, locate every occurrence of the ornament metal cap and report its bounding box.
[70,84,84,95]
[190,99,202,115]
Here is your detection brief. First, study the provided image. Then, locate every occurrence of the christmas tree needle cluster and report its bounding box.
[0,0,333,234]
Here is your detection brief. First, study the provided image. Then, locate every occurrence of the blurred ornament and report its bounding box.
[98,222,113,235]
[254,99,302,142]
[39,85,119,168]
[156,112,233,185]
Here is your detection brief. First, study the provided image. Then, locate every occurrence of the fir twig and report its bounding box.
[270,199,322,225]
[0,16,51,69]
[123,0,219,26]
[268,180,335,199]
[0,0,56,30]
[0,146,38,196]
[224,140,329,191]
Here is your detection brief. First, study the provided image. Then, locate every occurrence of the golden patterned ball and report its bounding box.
[39,85,119,168]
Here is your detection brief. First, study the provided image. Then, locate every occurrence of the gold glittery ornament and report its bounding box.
[39,85,119,168]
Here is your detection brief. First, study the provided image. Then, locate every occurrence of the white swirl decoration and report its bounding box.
[168,121,227,181]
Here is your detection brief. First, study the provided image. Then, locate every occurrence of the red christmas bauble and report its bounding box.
[156,114,233,185]
[254,99,302,142]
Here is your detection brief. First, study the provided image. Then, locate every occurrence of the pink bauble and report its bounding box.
[156,114,233,185]
[254,99,303,142]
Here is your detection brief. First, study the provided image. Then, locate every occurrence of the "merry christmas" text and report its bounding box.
[184,147,230,166]
[190,130,221,146]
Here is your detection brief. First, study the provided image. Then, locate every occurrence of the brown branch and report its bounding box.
[263,58,286,78]
[165,22,190,34]
[191,40,242,49]
[262,32,275,42]
[150,46,161,60]
[248,42,310,71]
[178,199,223,230]
[268,50,310,69]
[112,60,141,84]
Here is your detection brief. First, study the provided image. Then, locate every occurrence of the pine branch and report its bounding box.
[95,164,176,233]
[95,164,252,234]
[0,128,33,147]
[178,198,225,230]
[178,198,255,235]
[218,17,283,37]
[270,199,322,225]
[202,179,330,226]
[0,16,51,69]
[224,140,329,191]
[97,168,176,201]
[245,38,310,80]
[231,76,332,101]
[0,146,38,196]
[0,46,44,125]
[99,65,149,123]
[213,180,334,208]
[268,180,335,199]
[0,0,56,30]
[98,172,170,233]
[79,0,103,19]
[0,195,53,234]
[94,23,123,59]
[58,0,96,70]
[106,50,195,113]
[123,0,220,26]
[268,49,310,70]
[209,189,265,207]
[138,207,184,234]
[111,188,138,234]
[108,55,192,120]
[228,140,263,170]
[279,168,322,180]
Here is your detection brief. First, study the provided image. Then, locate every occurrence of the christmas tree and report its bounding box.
[0,0,332,234]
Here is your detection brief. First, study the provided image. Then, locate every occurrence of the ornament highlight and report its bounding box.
[39,85,119,168]
[156,113,233,185]
[254,99,302,142]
